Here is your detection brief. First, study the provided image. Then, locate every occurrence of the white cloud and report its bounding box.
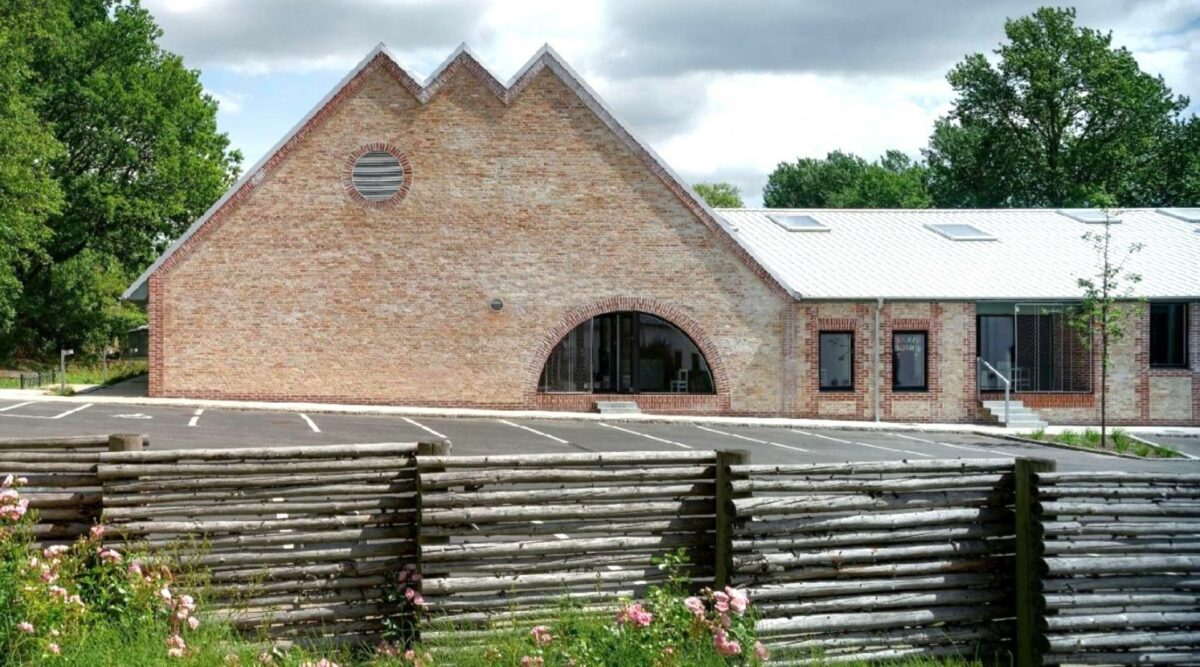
[205,89,246,115]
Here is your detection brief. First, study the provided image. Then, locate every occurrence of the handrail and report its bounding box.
[977,357,1011,425]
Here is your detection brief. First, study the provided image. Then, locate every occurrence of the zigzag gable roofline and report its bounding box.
[123,43,791,300]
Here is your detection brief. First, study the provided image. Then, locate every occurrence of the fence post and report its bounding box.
[1014,457,1054,667]
[108,433,145,452]
[714,449,749,589]
[413,438,450,642]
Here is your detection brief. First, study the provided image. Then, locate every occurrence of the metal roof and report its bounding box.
[715,208,1200,301]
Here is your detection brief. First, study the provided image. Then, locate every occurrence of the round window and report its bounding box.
[350,150,405,201]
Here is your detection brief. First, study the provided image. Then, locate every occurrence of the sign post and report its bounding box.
[60,349,74,393]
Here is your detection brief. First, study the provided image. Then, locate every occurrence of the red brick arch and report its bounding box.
[525,297,731,399]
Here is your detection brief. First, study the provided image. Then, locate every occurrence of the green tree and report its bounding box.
[3,0,241,359]
[762,150,931,208]
[1068,194,1143,444]
[0,0,62,343]
[924,7,1192,208]
[693,182,744,208]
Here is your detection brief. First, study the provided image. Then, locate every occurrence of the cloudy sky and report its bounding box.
[145,0,1200,206]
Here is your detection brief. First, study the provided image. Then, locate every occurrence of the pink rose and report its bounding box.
[90,524,107,540]
[48,644,61,655]
[616,602,653,627]
[530,625,553,646]
[18,621,34,634]
[754,641,769,660]
[520,657,544,667]
[188,616,201,630]
[725,586,750,615]
[713,629,742,657]
[684,596,705,618]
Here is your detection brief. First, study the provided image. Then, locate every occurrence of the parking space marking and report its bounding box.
[187,409,204,428]
[794,430,935,458]
[0,401,36,412]
[2,403,95,420]
[891,433,1011,457]
[598,422,692,450]
[299,413,321,433]
[403,417,447,440]
[694,425,811,453]
[498,419,569,444]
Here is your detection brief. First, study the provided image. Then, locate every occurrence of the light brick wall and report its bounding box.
[152,61,789,414]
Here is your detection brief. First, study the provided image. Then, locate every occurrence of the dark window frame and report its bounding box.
[892,330,929,392]
[819,331,855,392]
[1149,302,1189,369]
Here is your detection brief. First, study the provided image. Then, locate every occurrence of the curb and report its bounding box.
[998,434,1190,462]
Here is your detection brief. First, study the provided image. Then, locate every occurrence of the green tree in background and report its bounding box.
[693,182,745,208]
[763,150,931,208]
[0,1,62,341]
[924,7,1193,208]
[0,0,241,361]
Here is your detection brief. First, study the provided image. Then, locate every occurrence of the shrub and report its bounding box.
[1081,428,1101,447]
[1055,430,1081,446]
[1110,428,1131,453]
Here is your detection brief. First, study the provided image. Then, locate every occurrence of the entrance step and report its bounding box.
[980,400,1048,429]
[595,401,641,415]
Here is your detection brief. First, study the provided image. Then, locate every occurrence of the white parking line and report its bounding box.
[793,430,935,458]
[891,433,1012,457]
[695,425,811,453]
[3,403,96,420]
[0,401,36,412]
[187,409,204,428]
[299,413,321,433]
[498,419,569,444]
[403,417,447,440]
[599,422,692,450]
[52,403,93,419]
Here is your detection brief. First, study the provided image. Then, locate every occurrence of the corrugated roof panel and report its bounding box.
[1057,208,1122,224]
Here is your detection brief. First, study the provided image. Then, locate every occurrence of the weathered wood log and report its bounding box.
[733,491,1007,518]
[746,572,1002,601]
[1040,501,1200,517]
[1041,575,1200,592]
[757,587,1006,617]
[422,534,702,562]
[422,499,712,525]
[22,491,102,507]
[111,514,416,536]
[103,498,417,519]
[102,470,412,493]
[1039,472,1200,484]
[732,474,1008,494]
[734,540,1011,572]
[1042,611,1200,631]
[1043,521,1200,537]
[418,451,716,468]
[1044,556,1200,575]
[0,451,106,463]
[0,462,98,473]
[1040,485,1200,499]
[1042,539,1200,554]
[216,601,394,626]
[734,523,1009,552]
[735,558,1002,585]
[128,526,417,550]
[97,457,410,479]
[205,588,386,611]
[1045,630,1200,651]
[768,623,1007,651]
[204,560,396,583]
[422,588,636,612]
[419,466,714,490]
[736,507,1009,536]
[731,459,1012,476]
[100,442,417,462]
[424,603,619,627]
[770,646,977,666]
[422,567,668,595]
[0,435,110,448]
[422,483,714,508]
[756,605,993,634]
[1042,592,1200,609]
[1039,651,1200,665]
[8,475,99,488]
[102,482,418,506]
[196,543,414,568]
[421,516,713,538]
[421,551,700,576]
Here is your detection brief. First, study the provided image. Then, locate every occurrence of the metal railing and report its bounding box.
[977,357,1010,424]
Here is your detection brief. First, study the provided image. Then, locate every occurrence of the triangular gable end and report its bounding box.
[123,43,793,300]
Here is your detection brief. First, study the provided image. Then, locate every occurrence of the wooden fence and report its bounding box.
[1034,469,1200,666]
[3,434,1199,665]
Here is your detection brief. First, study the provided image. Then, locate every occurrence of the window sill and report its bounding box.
[819,388,855,393]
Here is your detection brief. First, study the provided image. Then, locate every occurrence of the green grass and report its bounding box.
[1045,427,1180,458]
[1025,428,1046,441]
[0,360,146,389]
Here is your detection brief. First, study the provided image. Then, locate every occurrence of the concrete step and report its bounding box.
[595,401,640,415]
[1005,420,1049,429]
[980,399,1049,428]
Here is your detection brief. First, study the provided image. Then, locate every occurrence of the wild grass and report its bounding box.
[1046,427,1179,458]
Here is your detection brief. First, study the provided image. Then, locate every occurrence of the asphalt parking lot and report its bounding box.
[1,396,1194,472]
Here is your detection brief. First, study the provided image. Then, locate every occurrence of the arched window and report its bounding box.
[539,312,714,394]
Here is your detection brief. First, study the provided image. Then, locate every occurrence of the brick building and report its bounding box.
[124,44,1200,425]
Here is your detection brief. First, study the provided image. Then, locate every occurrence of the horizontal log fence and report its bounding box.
[3,434,1199,665]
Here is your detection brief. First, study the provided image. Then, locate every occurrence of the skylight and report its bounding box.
[925,223,996,241]
[768,214,829,232]
[1157,208,1200,223]
[1057,209,1121,224]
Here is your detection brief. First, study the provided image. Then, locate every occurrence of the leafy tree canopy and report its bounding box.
[762,150,931,209]
[0,0,241,361]
[693,182,745,208]
[923,7,1194,208]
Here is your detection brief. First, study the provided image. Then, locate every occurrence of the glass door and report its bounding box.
[978,315,1014,391]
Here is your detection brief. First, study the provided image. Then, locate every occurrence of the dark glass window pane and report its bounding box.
[637,313,713,393]
[1150,303,1188,367]
[893,332,927,390]
[819,332,853,391]
[539,320,591,392]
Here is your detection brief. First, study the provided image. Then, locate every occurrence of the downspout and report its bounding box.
[874,298,884,422]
